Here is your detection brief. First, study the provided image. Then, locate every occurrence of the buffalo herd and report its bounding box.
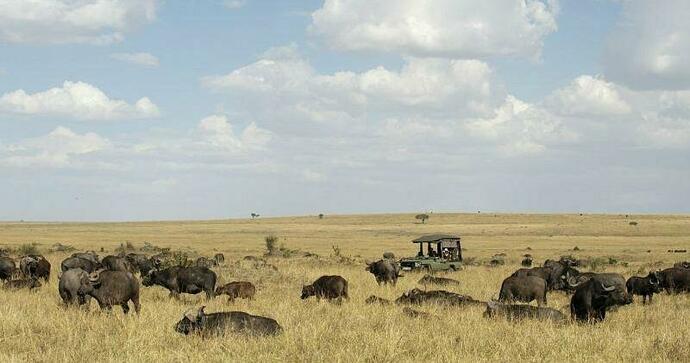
[0,249,689,337]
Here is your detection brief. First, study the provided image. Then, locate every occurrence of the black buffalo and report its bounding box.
[499,275,548,306]
[142,266,216,299]
[674,261,690,269]
[123,253,153,275]
[657,267,690,293]
[483,301,566,322]
[102,255,134,272]
[396,288,480,306]
[0,257,17,281]
[175,306,281,336]
[71,251,100,265]
[79,270,141,314]
[213,253,225,265]
[20,255,51,282]
[301,275,348,302]
[61,256,101,273]
[59,268,91,307]
[570,275,632,322]
[366,259,400,285]
[626,272,661,304]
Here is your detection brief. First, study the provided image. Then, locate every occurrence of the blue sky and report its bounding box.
[0,0,688,221]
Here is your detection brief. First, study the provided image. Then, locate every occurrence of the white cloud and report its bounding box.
[310,0,559,59]
[0,0,158,45]
[604,0,690,90]
[198,114,271,151]
[223,0,246,9]
[546,75,631,116]
[467,95,577,155]
[111,52,159,67]
[0,126,110,167]
[0,81,160,120]
[204,46,505,127]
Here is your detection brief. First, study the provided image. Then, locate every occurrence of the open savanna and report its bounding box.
[0,213,689,362]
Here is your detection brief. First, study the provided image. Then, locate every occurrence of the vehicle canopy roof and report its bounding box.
[411,234,461,243]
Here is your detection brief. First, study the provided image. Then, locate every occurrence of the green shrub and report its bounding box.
[18,243,40,255]
[265,235,279,255]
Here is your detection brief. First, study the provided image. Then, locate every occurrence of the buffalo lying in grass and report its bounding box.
[175,306,281,337]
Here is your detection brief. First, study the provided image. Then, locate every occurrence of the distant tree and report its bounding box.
[318,213,324,219]
[415,213,429,224]
[251,213,260,219]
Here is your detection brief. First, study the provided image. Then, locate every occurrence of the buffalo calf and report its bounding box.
[301,275,348,302]
[215,281,256,302]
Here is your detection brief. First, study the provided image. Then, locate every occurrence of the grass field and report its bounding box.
[0,213,689,362]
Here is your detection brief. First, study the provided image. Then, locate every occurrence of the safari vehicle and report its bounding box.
[399,234,462,272]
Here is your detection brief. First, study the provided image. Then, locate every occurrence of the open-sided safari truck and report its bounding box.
[399,234,462,272]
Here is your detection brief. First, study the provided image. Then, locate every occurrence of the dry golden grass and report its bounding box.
[0,213,689,362]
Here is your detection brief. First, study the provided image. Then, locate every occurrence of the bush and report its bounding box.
[49,243,75,252]
[18,243,40,255]
[265,235,279,256]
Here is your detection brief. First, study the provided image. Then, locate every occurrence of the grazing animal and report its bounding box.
[657,268,690,293]
[418,274,460,286]
[396,288,479,306]
[20,255,51,282]
[61,256,101,273]
[570,276,632,322]
[124,253,153,275]
[101,255,133,272]
[142,266,216,299]
[365,259,400,285]
[175,306,281,336]
[521,257,533,267]
[79,270,141,314]
[483,301,566,322]
[71,252,100,265]
[499,275,548,306]
[626,272,661,304]
[213,253,225,265]
[4,277,42,290]
[301,275,348,302]
[58,268,91,307]
[0,257,17,281]
[215,281,256,302]
[674,261,690,269]
[543,260,580,290]
[365,295,391,305]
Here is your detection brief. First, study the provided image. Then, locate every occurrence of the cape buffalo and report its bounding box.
[213,253,225,265]
[79,270,141,314]
[301,275,348,302]
[395,288,479,306]
[674,261,690,269]
[483,301,567,322]
[626,272,661,304]
[123,253,153,275]
[175,306,281,336]
[20,255,50,282]
[102,255,133,272]
[499,275,548,306]
[570,277,631,322]
[657,267,690,293]
[0,257,17,281]
[4,277,42,290]
[142,266,216,299]
[215,281,256,302]
[418,274,460,286]
[61,256,101,273]
[71,251,100,265]
[58,268,91,307]
[366,259,400,285]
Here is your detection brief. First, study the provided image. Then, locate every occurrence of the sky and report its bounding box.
[0,0,689,221]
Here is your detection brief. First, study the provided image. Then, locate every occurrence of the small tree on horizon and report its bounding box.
[415,213,430,224]
[251,213,260,219]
